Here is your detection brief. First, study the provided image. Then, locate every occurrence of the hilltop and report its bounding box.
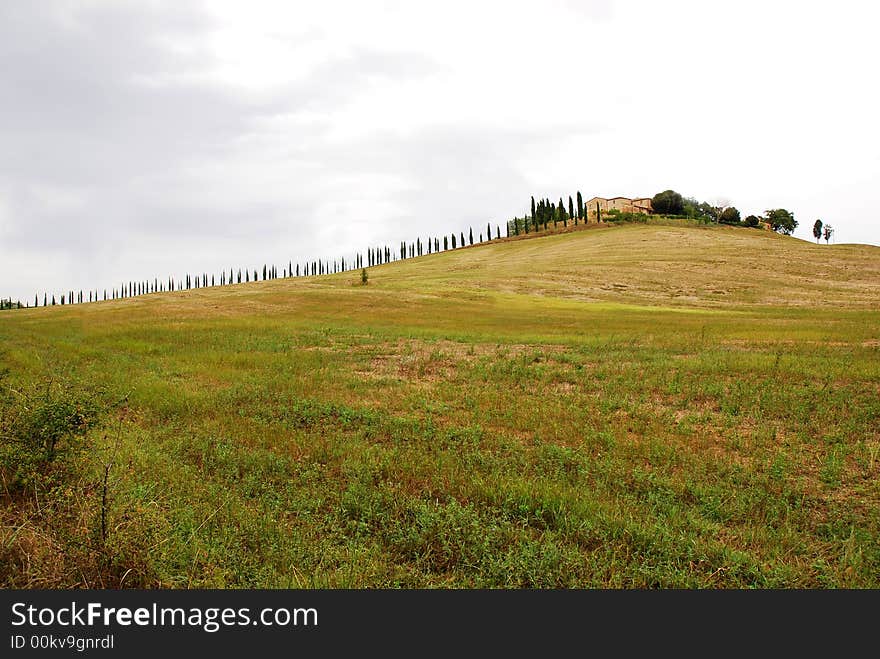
[1,222,878,588]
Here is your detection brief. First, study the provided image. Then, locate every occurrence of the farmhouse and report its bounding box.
[584,196,653,220]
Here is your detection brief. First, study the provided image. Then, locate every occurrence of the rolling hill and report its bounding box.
[1,221,878,588]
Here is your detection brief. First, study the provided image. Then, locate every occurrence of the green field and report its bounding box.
[2,222,879,587]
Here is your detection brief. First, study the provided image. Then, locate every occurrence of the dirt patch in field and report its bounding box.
[351,338,568,384]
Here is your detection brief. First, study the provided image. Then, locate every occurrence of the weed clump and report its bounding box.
[0,371,99,491]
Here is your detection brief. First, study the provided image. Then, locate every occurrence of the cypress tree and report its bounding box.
[568,196,574,224]
[462,231,466,246]
[452,234,457,249]
[487,222,492,240]
[496,225,500,239]
[444,236,449,250]
[531,196,536,223]
[576,191,583,221]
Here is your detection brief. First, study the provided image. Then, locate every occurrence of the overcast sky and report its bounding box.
[2,0,879,303]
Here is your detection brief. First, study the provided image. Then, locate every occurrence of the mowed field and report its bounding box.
[2,222,879,587]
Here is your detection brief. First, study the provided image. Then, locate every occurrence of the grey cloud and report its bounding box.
[0,1,442,261]
[0,1,591,301]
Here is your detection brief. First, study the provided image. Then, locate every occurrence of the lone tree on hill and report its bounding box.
[813,219,824,243]
[651,189,685,215]
[765,208,797,235]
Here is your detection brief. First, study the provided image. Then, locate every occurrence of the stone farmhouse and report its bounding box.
[584,196,653,220]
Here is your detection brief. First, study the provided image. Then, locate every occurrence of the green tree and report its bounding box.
[531,196,536,223]
[568,196,574,224]
[744,215,760,227]
[718,207,741,225]
[576,191,583,222]
[361,268,368,285]
[651,189,685,215]
[765,208,797,235]
[812,219,823,243]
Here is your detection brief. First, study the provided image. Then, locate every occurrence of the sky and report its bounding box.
[2,0,879,303]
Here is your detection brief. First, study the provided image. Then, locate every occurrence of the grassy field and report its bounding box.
[1,222,879,587]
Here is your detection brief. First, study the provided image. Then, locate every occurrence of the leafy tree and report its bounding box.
[718,207,741,225]
[744,215,760,227]
[813,219,823,243]
[651,189,685,215]
[765,208,797,235]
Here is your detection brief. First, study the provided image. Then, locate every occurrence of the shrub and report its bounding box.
[604,211,647,224]
[0,374,100,490]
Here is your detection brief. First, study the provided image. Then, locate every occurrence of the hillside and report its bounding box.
[1,223,879,588]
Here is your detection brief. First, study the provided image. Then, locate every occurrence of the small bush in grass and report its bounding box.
[0,374,100,491]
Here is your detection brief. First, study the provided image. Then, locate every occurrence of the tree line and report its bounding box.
[650,189,807,235]
[2,188,831,311]
[3,224,513,311]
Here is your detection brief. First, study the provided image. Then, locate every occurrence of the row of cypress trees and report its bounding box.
[6,191,603,311]
[507,192,590,236]
[7,220,519,310]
